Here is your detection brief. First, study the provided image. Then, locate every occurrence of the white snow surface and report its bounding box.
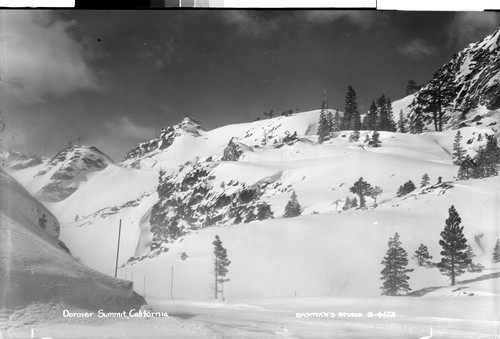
[4,110,500,338]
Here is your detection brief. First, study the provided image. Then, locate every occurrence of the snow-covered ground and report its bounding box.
[4,108,500,338]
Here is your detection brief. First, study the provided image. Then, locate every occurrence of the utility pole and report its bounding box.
[114,219,122,278]
[170,265,174,299]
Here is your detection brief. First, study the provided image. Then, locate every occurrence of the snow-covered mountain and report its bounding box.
[394,27,500,131]
[0,168,145,312]
[0,150,43,170]
[32,145,114,202]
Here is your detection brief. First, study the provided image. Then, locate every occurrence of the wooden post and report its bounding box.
[143,275,146,297]
[114,219,122,278]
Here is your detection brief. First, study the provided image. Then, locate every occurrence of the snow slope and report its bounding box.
[0,168,145,312]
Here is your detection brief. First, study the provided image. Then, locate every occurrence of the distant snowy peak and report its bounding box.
[0,150,43,170]
[35,145,113,202]
[404,27,500,129]
[121,116,205,168]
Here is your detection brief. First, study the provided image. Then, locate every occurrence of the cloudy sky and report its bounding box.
[1,10,499,160]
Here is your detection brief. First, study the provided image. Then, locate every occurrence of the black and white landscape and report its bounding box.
[1,10,499,338]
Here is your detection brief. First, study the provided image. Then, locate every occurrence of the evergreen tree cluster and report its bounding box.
[317,94,340,143]
[396,180,416,197]
[362,95,396,132]
[457,134,500,180]
[381,205,490,295]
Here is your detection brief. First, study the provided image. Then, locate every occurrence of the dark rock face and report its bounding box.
[149,159,279,250]
[222,138,244,161]
[407,28,500,128]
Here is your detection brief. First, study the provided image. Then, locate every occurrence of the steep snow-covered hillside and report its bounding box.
[393,27,500,131]
[0,169,145,312]
[121,111,326,170]
[31,145,114,202]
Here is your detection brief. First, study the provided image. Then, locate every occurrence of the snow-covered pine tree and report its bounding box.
[452,130,466,165]
[413,244,433,266]
[341,86,359,130]
[377,95,396,132]
[380,232,414,296]
[438,206,471,285]
[327,111,334,136]
[493,239,500,263]
[420,173,430,187]
[212,235,231,300]
[333,109,341,132]
[349,177,373,209]
[283,190,302,218]
[398,110,407,133]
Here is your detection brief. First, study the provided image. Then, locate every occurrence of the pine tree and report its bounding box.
[452,130,466,165]
[406,80,419,95]
[457,155,474,180]
[380,232,414,296]
[341,86,359,130]
[283,190,302,218]
[420,173,430,187]
[349,177,373,209]
[317,111,329,144]
[212,235,231,300]
[472,135,500,178]
[363,101,378,130]
[465,244,484,273]
[410,107,424,134]
[493,239,500,263]
[413,244,433,266]
[332,109,341,132]
[327,111,334,136]
[398,110,407,133]
[377,95,396,132]
[438,206,471,285]
[369,130,381,147]
[351,197,358,208]
[256,202,273,221]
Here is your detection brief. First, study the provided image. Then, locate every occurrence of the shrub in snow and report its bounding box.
[380,232,413,296]
[412,244,433,266]
[396,180,416,197]
[256,202,273,220]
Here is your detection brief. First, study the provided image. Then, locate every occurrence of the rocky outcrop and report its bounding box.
[406,27,500,129]
[35,145,113,202]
